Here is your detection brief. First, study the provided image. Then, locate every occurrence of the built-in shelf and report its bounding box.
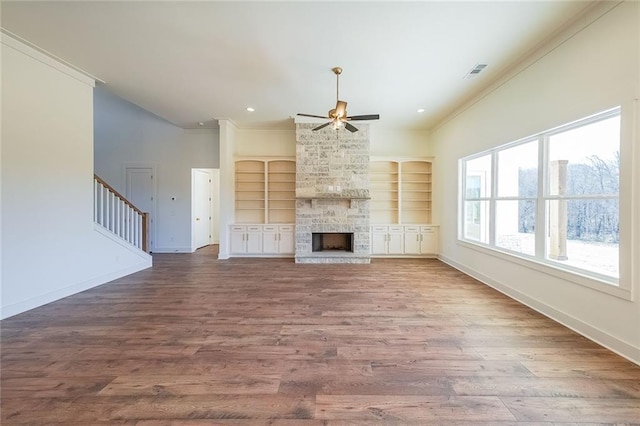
[235,158,296,224]
[370,159,433,224]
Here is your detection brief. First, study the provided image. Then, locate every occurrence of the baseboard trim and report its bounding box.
[152,247,194,253]
[438,254,640,366]
[1,260,151,320]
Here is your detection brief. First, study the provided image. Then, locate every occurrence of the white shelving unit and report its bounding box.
[235,160,266,224]
[369,158,437,257]
[370,161,399,224]
[370,159,433,225]
[266,160,296,224]
[234,158,296,224]
[400,160,432,224]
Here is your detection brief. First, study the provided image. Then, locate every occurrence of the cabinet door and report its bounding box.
[246,226,263,253]
[371,227,389,254]
[388,226,404,254]
[230,226,246,253]
[420,226,438,254]
[278,226,295,254]
[403,226,421,254]
[262,229,278,253]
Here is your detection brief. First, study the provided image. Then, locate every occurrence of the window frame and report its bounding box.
[458,106,630,299]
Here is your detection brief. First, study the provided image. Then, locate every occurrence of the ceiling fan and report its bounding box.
[297,67,380,133]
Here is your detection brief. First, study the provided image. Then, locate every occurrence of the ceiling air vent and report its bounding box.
[464,63,488,79]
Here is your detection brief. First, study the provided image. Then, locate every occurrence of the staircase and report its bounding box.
[93,174,149,252]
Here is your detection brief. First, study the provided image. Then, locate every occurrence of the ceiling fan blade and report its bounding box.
[298,113,330,119]
[335,100,348,118]
[344,122,358,133]
[347,114,380,121]
[312,122,332,131]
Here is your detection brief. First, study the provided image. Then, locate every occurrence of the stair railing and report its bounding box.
[94,174,148,252]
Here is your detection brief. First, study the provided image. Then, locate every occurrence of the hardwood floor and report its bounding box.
[2,245,639,424]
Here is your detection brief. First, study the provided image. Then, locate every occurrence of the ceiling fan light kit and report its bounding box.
[297,66,379,133]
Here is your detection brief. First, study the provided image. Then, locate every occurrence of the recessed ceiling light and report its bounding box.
[246,107,255,112]
[417,108,425,113]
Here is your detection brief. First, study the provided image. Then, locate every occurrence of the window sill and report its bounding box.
[456,239,632,301]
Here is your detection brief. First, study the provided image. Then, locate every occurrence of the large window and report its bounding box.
[460,107,621,284]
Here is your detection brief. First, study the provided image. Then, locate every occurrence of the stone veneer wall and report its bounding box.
[295,123,370,264]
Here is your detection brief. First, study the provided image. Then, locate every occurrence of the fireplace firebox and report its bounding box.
[312,233,354,252]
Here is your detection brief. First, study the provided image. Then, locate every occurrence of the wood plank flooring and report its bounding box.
[2,245,640,424]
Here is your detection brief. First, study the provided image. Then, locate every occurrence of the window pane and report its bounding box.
[497,141,538,197]
[496,200,535,255]
[465,155,491,198]
[548,115,620,197]
[546,199,619,277]
[464,200,490,243]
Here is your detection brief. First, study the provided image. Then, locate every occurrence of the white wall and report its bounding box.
[1,35,151,319]
[370,128,430,157]
[431,2,640,363]
[236,128,296,157]
[93,87,219,252]
[234,126,430,158]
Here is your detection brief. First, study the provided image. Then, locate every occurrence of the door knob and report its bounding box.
[196,218,200,221]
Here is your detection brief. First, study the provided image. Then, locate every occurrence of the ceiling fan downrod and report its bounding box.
[332,66,342,102]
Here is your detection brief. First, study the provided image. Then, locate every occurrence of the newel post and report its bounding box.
[142,213,149,253]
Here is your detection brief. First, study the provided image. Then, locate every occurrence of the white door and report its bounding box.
[421,227,438,254]
[371,227,388,254]
[230,226,246,253]
[126,167,155,251]
[193,169,212,250]
[262,226,278,254]
[246,226,263,253]
[388,228,404,254]
[404,227,421,254]
[278,225,295,254]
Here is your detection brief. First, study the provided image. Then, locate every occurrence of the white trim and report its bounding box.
[1,30,98,87]
[457,239,630,300]
[438,254,640,366]
[152,247,194,253]
[0,259,151,320]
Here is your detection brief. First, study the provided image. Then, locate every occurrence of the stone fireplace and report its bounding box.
[295,123,370,264]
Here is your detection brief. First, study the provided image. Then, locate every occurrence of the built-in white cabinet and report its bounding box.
[262,225,295,254]
[230,225,263,254]
[403,226,438,255]
[371,225,404,255]
[230,224,294,256]
[371,225,438,257]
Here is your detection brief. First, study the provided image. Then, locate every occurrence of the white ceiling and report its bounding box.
[1,1,594,131]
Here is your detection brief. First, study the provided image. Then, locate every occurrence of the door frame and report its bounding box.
[191,168,219,252]
[123,163,157,252]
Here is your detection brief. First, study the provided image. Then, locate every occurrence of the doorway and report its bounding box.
[125,166,156,252]
[192,168,219,251]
